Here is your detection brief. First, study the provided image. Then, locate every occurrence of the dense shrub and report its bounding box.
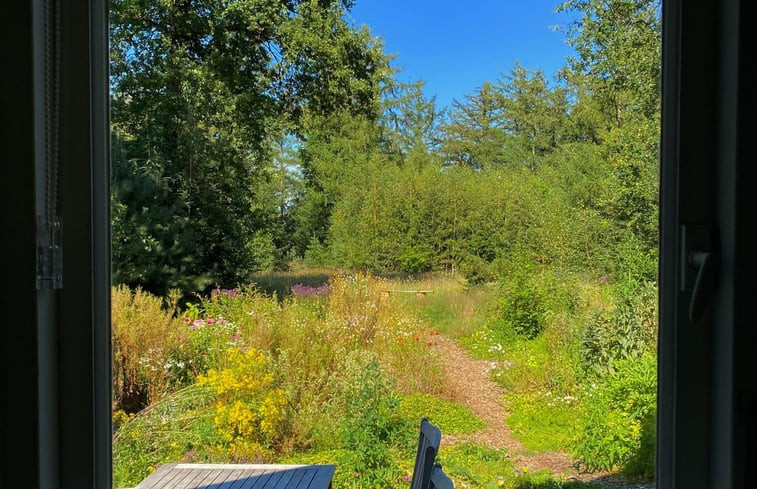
[573,354,656,476]
[334,352,409,488]
[580,281,657,377]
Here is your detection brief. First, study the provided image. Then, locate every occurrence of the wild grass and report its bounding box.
[111,285,186,412]
[383,274,495,338]
[113,268,657,488]
[113,273,449,486]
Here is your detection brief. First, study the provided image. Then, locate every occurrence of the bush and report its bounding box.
[580,281,657,377]
[399,245,434,274]
[197,348,289,459]
[333,352,409,488]
[494,265,549,340]
[573,354,656,477]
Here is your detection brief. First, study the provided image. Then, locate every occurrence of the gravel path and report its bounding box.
[433,335,654,489]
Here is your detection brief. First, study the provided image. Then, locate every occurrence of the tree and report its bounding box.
[559,0,661,256]
[497,62,570,170]
[110,0,389,293]
[382,80,444,167]
[440,81,508,169]
[559,0,662,127]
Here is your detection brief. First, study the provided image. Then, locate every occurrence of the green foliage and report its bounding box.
[397,394,485,435]
[383,80,445,159]
[334,352,408,489]
[494,265,578,341]
[110,0,390,294]
[438,442,590,489]
[559,0,661,125]
[581,281,657,377]
[112,384,221,487]
[496,271,547,340]
[398,245,434,274]
[437,442,511,489]
[109,0,664,483]
[440,81,509,169]
[573,355,656,477]
[504,392,583,453]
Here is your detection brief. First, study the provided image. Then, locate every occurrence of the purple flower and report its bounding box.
[211,288,239,297]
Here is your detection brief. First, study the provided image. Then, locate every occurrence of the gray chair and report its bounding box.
[410,418,442,489]
[430,464,454,489]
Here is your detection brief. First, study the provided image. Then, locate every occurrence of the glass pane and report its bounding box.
[109,2,660,488]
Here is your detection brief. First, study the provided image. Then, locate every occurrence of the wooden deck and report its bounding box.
[134,464,336,489]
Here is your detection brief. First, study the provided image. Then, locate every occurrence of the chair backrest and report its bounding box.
[410,418,442,489]
[429,464,454,489]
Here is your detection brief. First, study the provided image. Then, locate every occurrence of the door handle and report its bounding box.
[688,251,715,322]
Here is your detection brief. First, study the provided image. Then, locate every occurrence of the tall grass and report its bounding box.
[111,285,185,412]
[382,274,495,338]
[113,273,448,486]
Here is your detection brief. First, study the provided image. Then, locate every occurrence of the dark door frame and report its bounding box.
[1,0,753,488]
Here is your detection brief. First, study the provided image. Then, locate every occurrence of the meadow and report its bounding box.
[112,268,656,489]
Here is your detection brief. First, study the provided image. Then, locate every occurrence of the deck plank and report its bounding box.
[241,468,278,489]
[160,466,199,489]
[135,464,335,489]
[282,468,305,489]
[308,466,335,489]
[227,469,260,489]
[212,468,249,489]
[137,464,177,489]
[293,469,316,489]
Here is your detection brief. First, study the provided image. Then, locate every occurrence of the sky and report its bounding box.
[348,0,577,109]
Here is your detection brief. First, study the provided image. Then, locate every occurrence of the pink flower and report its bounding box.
[206,318,216,325]
[403,475,410,483]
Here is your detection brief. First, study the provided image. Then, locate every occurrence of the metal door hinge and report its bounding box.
[37,216,63,289]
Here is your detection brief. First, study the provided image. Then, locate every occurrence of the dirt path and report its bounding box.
[433,335,653,488]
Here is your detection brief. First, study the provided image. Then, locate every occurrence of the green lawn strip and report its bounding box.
[503,391,583,453]
[437,442,591,489]
[397,393,485,435]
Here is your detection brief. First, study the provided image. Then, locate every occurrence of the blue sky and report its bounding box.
[348,0,576,109]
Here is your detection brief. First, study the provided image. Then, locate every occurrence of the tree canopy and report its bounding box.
[111,0,661,292]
